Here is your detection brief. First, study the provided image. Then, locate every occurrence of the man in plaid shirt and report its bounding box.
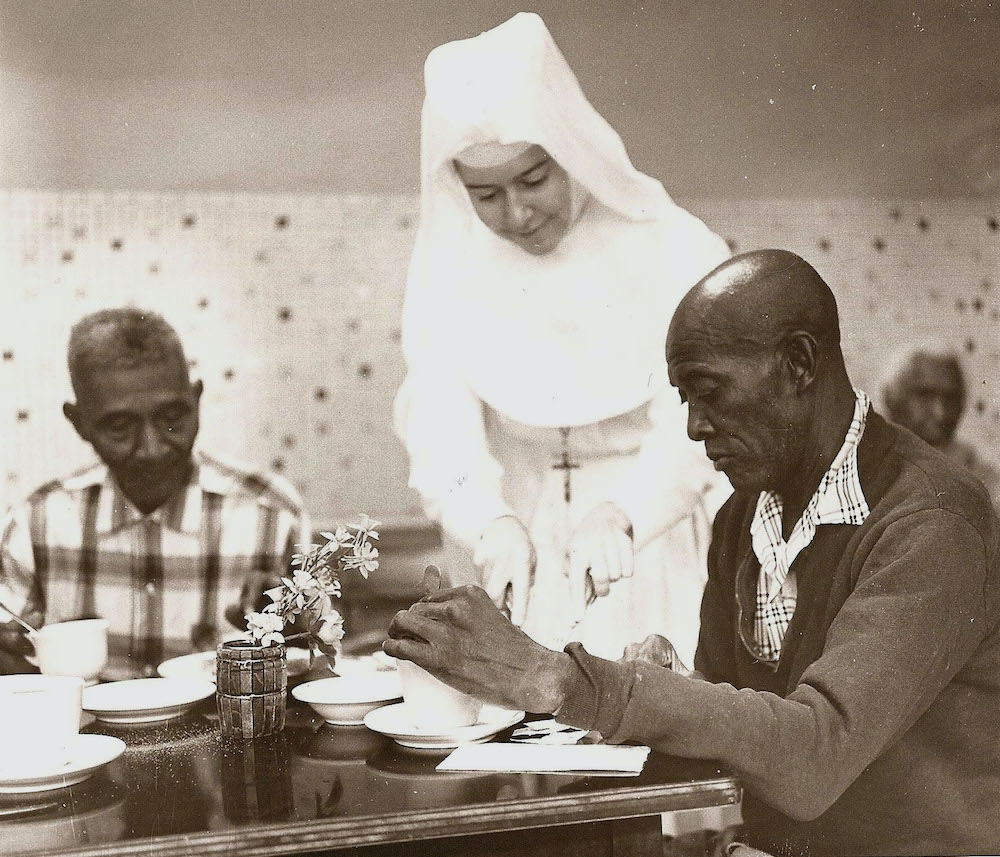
[0,308,309,678]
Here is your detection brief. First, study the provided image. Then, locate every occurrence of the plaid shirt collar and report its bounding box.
[747,389,871,661]
[61,449,233,536]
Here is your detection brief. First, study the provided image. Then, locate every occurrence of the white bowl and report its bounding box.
[291,673,402,725]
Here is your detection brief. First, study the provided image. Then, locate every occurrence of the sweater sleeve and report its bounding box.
[556,508,993,822]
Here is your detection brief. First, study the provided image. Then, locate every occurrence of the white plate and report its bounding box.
[83,678,215,724]
[363,703,524,750]
[0,735,126,794]
[156,647,312,681]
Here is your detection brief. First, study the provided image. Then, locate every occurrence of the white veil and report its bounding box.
[399,12,728,431]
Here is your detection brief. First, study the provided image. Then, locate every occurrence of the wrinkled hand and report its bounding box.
[474,516,535,627]
[568,502,634,617]
[384,584,569,714]
[621,634,691,676]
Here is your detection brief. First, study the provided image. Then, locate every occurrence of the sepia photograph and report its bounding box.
[1,2,998,855]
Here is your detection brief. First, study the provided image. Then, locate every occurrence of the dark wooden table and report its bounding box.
[1,701,739,857]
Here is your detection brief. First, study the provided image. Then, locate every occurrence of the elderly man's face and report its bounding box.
[667,333,800,494]
[894,356,964,447]
[65,359,202,514]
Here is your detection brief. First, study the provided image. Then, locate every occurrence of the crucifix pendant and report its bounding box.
[552,427,580,504]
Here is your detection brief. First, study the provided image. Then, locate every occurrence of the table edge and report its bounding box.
[15,775,740,857]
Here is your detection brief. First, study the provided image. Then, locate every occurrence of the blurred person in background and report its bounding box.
[881,340,1000,511]
[393,12,730,666]
[0,308,309,678]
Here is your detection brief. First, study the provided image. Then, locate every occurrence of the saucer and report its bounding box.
[157,647,312,681]
[363,703,524,750]
[83,678,215,724]
[0,735,126,794]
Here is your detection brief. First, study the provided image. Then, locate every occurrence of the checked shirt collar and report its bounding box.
[749,388,871,663]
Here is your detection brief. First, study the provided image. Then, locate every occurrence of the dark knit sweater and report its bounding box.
[557,412,1000,856]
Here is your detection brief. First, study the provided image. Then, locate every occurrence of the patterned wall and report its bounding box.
[1,191,998,526]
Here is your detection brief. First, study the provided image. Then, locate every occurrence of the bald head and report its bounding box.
[669,249,842,362]
[665,249,856,505]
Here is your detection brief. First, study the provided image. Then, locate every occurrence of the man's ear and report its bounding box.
[63,401,89,441]
[191,379,204,402]
[781,331,818,393]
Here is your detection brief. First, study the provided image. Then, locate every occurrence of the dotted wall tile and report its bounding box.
[1,193,998,524]
[0,191,420,524]
[696,198,1000,459]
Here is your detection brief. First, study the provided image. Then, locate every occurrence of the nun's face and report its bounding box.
[454,145,573,255]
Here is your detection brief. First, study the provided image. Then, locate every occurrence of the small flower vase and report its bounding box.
[215,641,287,739]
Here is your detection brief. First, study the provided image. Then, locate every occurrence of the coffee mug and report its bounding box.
[0,674,84,776]
[397,660,483,730]
[32,618,109,683]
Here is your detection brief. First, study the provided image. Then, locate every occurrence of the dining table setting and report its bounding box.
[0,624,741,857]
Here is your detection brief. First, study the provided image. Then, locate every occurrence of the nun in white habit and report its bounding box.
[394,12,731,663]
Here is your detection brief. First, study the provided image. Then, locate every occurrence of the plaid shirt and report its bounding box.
[749,389,871,663]
[0,449,309,679]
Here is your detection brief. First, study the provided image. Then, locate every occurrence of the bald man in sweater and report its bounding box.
[386,250,1000,857]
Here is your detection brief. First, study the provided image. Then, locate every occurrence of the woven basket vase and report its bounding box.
[216,641,287,739]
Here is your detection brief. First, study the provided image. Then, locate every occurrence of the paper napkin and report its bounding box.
[436,742,650,776]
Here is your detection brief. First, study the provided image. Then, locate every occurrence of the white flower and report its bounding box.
[247,513,379,650]
[353,514,381,539]
[291,568,317,592]
[246,611,286,647]
[354,541,379,578]
[315,610,345,645]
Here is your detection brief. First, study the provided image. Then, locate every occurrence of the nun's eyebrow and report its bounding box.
[459,155,550,189]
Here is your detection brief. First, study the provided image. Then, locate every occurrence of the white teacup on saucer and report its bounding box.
[31,619,109,685]
[0,675,84,777]
[397,660,483,730]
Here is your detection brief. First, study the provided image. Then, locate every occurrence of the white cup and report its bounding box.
[0,675,84,776]
[397,660,483,730]
[32,618,109,683]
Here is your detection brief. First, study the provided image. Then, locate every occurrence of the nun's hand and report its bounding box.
[474,516,535,627]
[568,502,634,618]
